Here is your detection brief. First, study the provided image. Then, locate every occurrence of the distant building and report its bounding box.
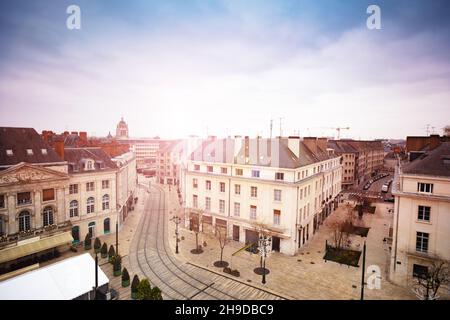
[182,136,343,255]
[115,117,129,139]
[328,139,384,189]
[390,139,450,292]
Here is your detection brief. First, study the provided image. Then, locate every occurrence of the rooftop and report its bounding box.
[64,147,117,173]
[403,142,450,177]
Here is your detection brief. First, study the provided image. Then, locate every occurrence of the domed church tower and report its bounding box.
[116,117,129,139]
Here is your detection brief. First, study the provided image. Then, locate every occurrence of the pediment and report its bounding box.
[0,163,69,185]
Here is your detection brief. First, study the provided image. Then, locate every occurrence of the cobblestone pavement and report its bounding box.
[127,183,287,300]
[163,185,416,300]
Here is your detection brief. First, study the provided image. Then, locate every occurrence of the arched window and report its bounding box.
[103,218,110,234]
[87,197,95,214]
[43,206,54,226]
[102,194,110,211]
[88,221,96,238]
[18,211,31,232]
[69,200,78,217]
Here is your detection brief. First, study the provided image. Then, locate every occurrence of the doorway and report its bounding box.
[233,225,240,241]
[272,236,280,252]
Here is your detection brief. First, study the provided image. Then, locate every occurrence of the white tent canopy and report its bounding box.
[0,253,109,300]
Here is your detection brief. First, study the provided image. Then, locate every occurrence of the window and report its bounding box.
[17,192,32,205]
[250,205,257,220]
[416,232,429,253]
[42,188,55,202]
[220,182,225,193]
[207,166,213,173]
[275,172,284,180]
[221,167,227,174]
[6,149,13,156]
[417,183,433,193]
[71,226,80,243]
[102,194,110,210]
[418,206,431,222]
[102,180,109,189]
[193,178,198,188]
[274,189,282,201]
[43,206,54,226]
[87,197,95,214]
[300,189,303,200]
[86,161,94,170]
[205,197,211,211]
[104,218,111,234]
[235,168,243,176]
[18,211,31,232]
[26,149,33,155]
[235,184,241,195]
[234,202,240,216]
[69,200,78,217]
[69,184,78,194]
[413,264,428,279]
[205,180,211,190]
[251,186,257,198]
[0,194,5,209]
[41,149,47,155]
[252,170,260,178]
[86,182,95,192]
[193,195,198,208]
[273,210,281,225]
[219,200,225,213]
[194,164,200,171]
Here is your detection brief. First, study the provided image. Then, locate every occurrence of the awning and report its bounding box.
[0,232,73,264]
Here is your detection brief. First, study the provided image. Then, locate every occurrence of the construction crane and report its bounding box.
[305,126,350,139]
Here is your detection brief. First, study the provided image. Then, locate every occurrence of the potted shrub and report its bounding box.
[231,269,240,277]
[108,245,115,263]
[151,286,163,300]
[84,234,92,250]
[121,268,130,287]
[94,238,101,254]
[131,275,140,300]
[112,255,122,277]
[136,279,152,300]
[223,267,231,274]
[100,243,108,258]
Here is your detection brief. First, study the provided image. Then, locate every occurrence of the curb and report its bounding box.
[186,261,295,300]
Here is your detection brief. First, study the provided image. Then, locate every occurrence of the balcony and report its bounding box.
[0,221,73,249]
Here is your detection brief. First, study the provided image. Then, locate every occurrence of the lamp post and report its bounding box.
[258,235,272,285]
[171,215,181,254]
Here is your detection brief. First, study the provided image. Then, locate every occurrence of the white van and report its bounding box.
[381,184,389,193]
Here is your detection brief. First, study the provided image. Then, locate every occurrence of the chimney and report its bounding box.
[63,131,70,137]
[79,131,88,143]
[287,136,300,158]
[429,134,441,150]
[54,138,65,160]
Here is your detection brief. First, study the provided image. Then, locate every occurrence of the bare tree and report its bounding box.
[412,258,449,300]
[214,224,231,267]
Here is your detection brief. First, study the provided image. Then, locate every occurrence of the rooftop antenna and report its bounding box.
[270,119,273,139]
[279,117,283,137]
[424,124,431,136]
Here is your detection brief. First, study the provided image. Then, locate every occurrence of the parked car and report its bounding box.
[381,184,389,193]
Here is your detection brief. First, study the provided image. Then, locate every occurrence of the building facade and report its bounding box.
[112,151,137,224]
[182,136,342,256]
[390,140,450,292]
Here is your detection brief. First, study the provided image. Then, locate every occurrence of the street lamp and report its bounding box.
[258,235,272,284]
[171,215,181,254]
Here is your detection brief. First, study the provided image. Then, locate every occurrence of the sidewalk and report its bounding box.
[164,185,415,300]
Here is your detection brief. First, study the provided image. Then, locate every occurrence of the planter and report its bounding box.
[101,253,107,259]
[122,279,130,287]
[131,291,138,300]
[94,248,101,254]
[113,269,122,277]
[84,245,91,251]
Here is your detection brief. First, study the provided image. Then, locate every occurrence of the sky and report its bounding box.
[0,0,449,140]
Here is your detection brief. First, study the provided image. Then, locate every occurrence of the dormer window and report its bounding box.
[86,160,94,171]
[41,149,48,155]
[26,149,33,155]
[6,149,13,156]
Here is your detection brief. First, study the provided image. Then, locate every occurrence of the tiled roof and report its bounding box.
[0,127,64,167]
[403,142,450,177]
[64,147,117,173]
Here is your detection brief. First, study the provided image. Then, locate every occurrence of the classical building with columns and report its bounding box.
[181,136,343,256]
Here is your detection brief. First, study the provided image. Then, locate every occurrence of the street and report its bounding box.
[127,184,285,300]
